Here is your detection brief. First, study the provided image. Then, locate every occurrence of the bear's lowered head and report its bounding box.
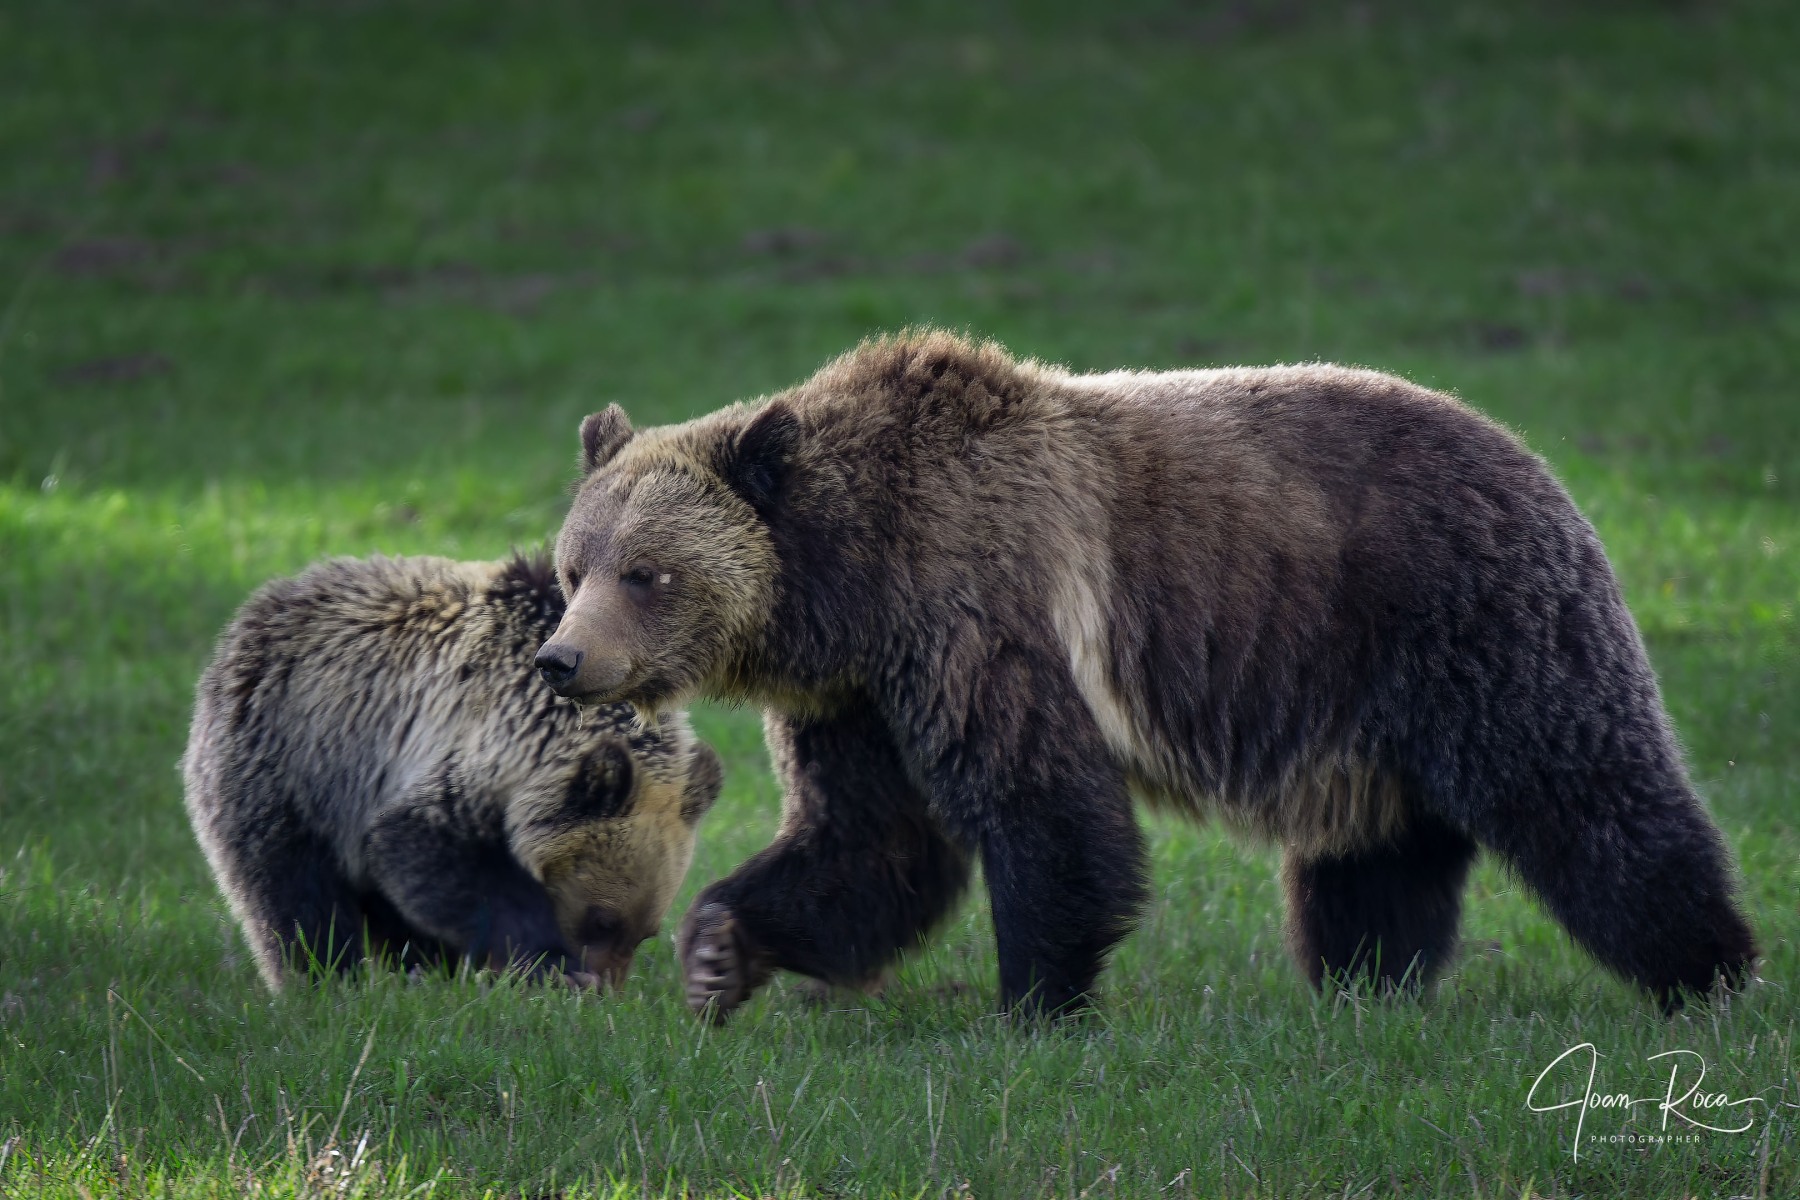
[514,726,724,986]
[536,401,800,713]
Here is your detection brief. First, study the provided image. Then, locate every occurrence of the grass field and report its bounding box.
[2,1,1796,1195]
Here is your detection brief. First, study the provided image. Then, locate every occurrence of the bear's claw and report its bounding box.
[679,902,766,1023]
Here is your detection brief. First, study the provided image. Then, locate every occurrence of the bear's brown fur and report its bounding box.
[537,331,1757,1019]
[185,551,721,991]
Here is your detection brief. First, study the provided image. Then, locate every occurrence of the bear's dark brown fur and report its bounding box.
[538,331,1757,1019]
[185,551,721,991]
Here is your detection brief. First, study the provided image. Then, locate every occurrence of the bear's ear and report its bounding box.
[567,740,635,820]
[719,401,800,516]
[680,742,723,825]
[579,405,634,474]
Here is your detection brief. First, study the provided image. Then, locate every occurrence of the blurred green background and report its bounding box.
[1,2,1795,1196]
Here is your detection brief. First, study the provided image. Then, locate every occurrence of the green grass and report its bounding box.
[2,1,1797,1195]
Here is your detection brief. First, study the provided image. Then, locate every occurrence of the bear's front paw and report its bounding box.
[678,902,768,1023]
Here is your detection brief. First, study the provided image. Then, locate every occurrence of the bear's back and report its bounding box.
[185,554,566,863]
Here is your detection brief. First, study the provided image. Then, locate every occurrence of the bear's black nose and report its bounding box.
[535,643,583,690]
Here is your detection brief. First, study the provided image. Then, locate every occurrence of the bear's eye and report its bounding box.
[622,565,657,588]
[563,569,582,595]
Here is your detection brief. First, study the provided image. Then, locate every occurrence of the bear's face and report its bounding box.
[539,403,797,712]
[514,734,723,986]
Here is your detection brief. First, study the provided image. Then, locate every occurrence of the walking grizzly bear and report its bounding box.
[184,551,722,992]
[535,331,1757,1020]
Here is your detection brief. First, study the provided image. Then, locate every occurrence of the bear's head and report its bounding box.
[536,401,798,712]
[512,725,723,986]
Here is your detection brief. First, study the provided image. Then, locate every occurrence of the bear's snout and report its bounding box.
[534,643,584,690]
[576,904,646,989]
[535,636,633,700]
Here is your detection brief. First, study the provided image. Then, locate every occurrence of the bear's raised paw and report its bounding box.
[678,903,770,1023]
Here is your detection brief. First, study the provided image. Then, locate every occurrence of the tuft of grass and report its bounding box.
[2,1,1796,1196]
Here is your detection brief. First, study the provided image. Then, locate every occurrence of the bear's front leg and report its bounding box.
[968,767,1147,1017]
[364,798,582,983]
[678,703,972,1023]
[923,652,1150,1018]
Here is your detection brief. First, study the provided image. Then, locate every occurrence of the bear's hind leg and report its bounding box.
[1282,814,1478,995]
[1470,767,1756,1010]
[218,820,366,988]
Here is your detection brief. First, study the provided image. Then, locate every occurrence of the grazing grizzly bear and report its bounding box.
[184,551,722,992]
[535,331,1757,1019]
